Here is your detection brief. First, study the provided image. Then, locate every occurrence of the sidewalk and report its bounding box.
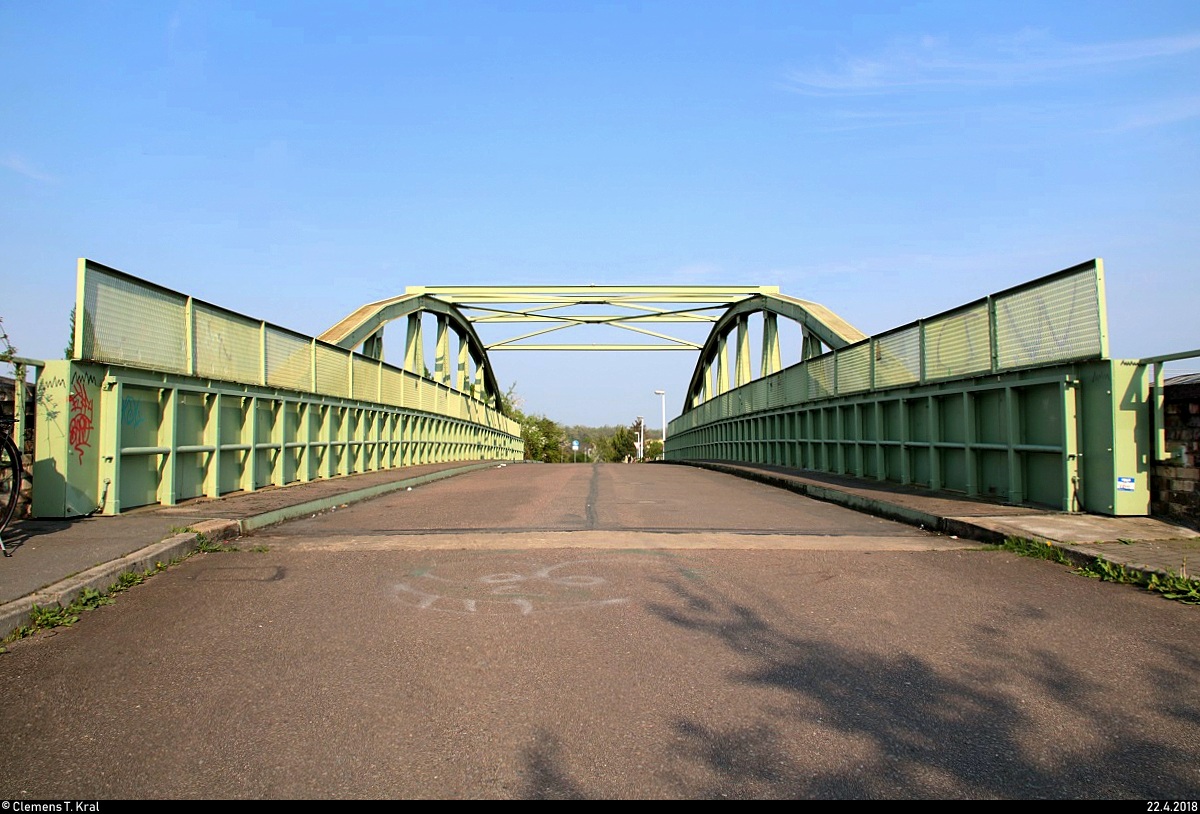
[677,460,1200,585]
[2,458,1198,641]
[0,460,505,640]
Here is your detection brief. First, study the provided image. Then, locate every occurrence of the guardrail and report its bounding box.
[1143,348,1200,462]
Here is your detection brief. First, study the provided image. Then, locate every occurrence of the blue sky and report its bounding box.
[2,1,1198,428]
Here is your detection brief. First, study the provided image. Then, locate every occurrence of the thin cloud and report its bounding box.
[1,154,56,183]
[1112,95,1200,130]
[788,31,1200,96]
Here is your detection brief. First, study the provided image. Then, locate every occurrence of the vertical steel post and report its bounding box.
[761,312,781,378]
[735,315,751,387]
[157,386,178,506]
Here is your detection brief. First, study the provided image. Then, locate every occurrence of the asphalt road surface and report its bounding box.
[1,463,1197,800]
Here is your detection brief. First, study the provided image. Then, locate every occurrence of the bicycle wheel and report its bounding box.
[0,432,20,536]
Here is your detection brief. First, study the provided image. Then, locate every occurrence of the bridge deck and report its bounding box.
[2,461,1196,641]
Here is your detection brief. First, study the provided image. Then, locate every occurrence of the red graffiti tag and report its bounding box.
[68,375,94,464]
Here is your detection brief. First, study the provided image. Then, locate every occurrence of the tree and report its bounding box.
[500,383,569,463]
[608,426,637,462]
[65,306,75,359]
[0,316,14,367]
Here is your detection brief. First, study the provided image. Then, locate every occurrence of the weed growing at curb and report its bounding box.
[195,532,240,553]
[1002,536,1200,605]
[0,531,249,651]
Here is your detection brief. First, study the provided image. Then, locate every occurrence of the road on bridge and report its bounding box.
[1,463,1196,799]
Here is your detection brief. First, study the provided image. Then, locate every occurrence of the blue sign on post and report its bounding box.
[572,440,579,450]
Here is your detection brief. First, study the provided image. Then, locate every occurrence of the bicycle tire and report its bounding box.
[0,432,21,535]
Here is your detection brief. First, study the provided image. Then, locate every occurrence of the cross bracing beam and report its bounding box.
[398,285,796,353]
[322,285,867,414]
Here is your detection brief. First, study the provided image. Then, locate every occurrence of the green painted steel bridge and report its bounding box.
[22,257,1174,518]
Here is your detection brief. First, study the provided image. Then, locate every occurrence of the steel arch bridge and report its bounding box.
[28,258,1160,519]
[314,284,868,414]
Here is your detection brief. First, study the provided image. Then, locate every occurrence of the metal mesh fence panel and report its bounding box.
[807,356,835,400]
[380,367,406,408]
[315,344,349,398]
[781,365,807,406]
[874,326,921,389]
[995,269,1102,369]
[265,328,311,392]
[836,343,871,394]
[403,376,422,410]
[82,268,187,373]
[194,304,261,384]
[352,356,378,402]
[924,304,991,381]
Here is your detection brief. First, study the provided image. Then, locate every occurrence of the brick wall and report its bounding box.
[1,374,35,519]
[1151,377,1200,529]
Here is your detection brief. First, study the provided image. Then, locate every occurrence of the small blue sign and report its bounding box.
[1117,477,1135,492]
[572,439,579,450]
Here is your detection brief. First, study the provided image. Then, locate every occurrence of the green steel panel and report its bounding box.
[1024,451,1065,509]
[32,362,101,517]
[941,448,968,493]
[1021,382,1063,447]
[938,393,967,444]
[976,449,1008,500]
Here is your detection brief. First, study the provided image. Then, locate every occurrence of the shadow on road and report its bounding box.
[637,574,1199,799]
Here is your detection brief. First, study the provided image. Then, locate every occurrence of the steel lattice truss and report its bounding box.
[319,284,868,412]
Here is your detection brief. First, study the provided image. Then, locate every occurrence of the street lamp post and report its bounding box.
[654,390,666,460]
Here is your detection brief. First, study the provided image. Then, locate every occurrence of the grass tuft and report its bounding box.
[1003,536,1200,605]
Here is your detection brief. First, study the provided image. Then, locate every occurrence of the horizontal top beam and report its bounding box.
[404,285,780,303]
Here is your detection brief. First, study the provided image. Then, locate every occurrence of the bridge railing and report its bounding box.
[76,259,515,432]
[31,260,522,517]
[674,260,1106,431]
[666,260,1154,517]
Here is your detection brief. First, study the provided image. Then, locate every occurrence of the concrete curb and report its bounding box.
[237,461,504,533]
[0,519,240,643]
[0,462,500,643]
[668,460,1200,588]
[670,460,953,535]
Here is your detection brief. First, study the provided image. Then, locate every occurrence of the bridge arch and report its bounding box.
[684,292,867,408]
[318,294,506,412]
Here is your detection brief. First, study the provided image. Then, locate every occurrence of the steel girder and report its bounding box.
[318,293,506,413]
[402,285,782,352]
[321,285,867,418]
[683,293,867,412]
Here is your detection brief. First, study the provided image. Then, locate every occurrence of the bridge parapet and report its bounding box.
[667,260,1153,516]
[31,260,522,517]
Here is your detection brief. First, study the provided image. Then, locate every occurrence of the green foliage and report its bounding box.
[499,383,662,463]
[195,532,238,552]
[608,426,637,462]
[0,315,15,367]
[1003,536,1200,605]
[65,306,76,359]
[1001,536,1076,565]
[0,536,241,646]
